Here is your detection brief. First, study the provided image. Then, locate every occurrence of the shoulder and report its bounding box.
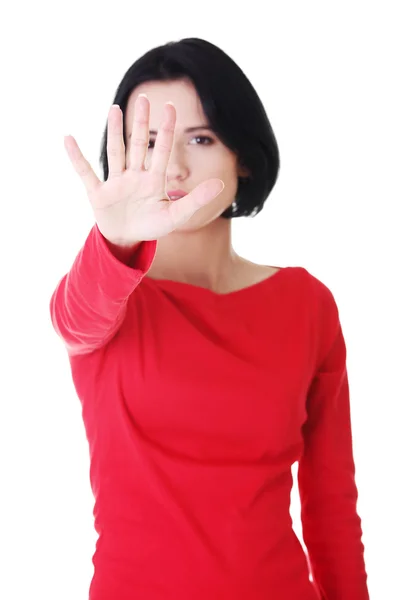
[289,265,339,312]
[245,261,340,322]
[277,266,341,349]
[292,266,343,364]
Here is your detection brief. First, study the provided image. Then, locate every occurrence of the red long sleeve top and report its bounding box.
[49,223,369,600]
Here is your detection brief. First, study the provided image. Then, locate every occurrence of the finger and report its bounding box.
[64,135,101,195]
[167,179,225,227]
[149,102,176,177]
[129,95,150,172]
[107,105,125,178]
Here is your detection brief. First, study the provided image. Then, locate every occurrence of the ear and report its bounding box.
[237,159,251,179]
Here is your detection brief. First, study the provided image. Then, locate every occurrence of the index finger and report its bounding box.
[148,102,176,176]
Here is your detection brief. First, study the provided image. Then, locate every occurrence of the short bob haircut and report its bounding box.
[99,37,280,219]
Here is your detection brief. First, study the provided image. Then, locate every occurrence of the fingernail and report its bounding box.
[138,93,148,99]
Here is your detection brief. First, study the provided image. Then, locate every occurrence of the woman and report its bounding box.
[50,37,369,600]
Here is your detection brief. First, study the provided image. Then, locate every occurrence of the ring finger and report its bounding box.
[107,105,125,177]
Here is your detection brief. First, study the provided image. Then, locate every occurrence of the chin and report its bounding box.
[170,193,233,232]
[172,220,211,233]
[179,213,225,232]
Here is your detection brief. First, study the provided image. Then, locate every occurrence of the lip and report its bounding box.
[167,189,188,200]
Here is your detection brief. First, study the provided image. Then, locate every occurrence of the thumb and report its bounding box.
[168,179,225,227]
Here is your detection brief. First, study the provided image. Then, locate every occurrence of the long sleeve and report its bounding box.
[49,223,157,356]
[297,302,369,600]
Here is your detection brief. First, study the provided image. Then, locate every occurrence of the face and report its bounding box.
[123,78,249,231]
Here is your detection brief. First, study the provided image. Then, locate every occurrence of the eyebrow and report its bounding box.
[148,126,214,135]
[128,126,214,140]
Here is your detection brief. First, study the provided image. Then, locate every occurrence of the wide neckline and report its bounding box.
[144,266,295,299]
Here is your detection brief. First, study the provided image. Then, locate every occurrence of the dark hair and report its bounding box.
[99,38,280,219]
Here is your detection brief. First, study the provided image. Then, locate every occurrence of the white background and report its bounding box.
[1,1,399,599]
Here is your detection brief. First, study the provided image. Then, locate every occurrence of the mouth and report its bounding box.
[167,190,188,201]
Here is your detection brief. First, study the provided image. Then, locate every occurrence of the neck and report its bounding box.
[146,217,242,291]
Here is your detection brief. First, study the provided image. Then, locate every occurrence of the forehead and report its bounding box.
[125,79,208,132]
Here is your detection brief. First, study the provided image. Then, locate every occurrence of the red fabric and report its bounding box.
[49,223,369,600]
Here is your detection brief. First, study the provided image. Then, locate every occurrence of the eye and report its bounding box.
[147,136,214,150]
[188,136,214,146]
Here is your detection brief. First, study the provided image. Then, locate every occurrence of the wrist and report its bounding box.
[104,238,142,265]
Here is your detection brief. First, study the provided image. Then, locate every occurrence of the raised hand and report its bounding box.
[64,95,225,247]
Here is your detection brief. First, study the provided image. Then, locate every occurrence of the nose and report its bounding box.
[165,142,189,183]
